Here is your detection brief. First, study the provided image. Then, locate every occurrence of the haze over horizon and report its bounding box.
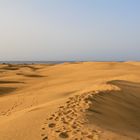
[0,0,140,61]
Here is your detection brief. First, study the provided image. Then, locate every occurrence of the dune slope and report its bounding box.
[87,80,140,139]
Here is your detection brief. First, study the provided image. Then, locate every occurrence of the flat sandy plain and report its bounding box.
[0,62,140,140]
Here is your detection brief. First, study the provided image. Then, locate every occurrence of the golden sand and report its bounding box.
[0,62,140,140]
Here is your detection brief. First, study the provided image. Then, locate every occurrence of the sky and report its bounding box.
[0,0,140,61]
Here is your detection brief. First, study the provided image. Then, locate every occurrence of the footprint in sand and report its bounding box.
[48,123,56,128]
[42,127,46,130]
[42,136,48,140]
[59,132,69,138]
[41,93,100,139]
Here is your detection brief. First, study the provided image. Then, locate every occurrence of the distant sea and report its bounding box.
[0,61,74,64]
[0,61,125,64]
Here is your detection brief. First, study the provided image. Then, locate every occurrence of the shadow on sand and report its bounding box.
[87,80,140,139]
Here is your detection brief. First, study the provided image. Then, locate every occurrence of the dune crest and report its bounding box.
[80,83,120,94]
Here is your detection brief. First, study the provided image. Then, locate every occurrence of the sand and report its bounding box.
[0,62,140,140]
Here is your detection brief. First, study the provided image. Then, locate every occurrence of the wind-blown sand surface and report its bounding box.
[0,62,140,140]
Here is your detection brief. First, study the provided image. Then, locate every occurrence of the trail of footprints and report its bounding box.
[41,92,100,140]
[0,96,38,116]
[0,97,23,116]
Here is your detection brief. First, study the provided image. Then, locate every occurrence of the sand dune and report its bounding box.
[87,80,140,140]
[0,62,140,140]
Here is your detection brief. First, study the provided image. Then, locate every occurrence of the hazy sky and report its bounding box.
[0,0,140,61]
